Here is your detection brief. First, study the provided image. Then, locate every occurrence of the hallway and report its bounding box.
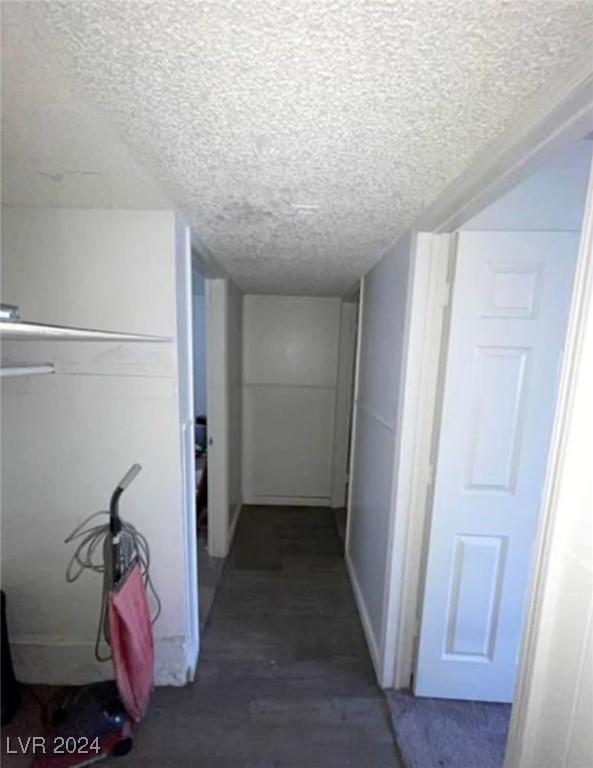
[120,506,402,767]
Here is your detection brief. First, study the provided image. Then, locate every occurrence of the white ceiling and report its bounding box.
[1,6,170,211]
[2,2,592,296]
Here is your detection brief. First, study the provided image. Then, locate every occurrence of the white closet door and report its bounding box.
[415,231,578,702]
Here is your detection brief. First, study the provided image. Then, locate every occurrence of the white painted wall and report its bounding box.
[191,267,207,417]
[242,295,341,505]
[465,140,592,231]
[0,207,192,685]
[346,233,414,676]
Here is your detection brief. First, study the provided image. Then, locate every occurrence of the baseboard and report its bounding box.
[345,549,383,685]
[11,636,190,687]
[153,637,194,685]
[182,633,200,683]
[243,495,330,507]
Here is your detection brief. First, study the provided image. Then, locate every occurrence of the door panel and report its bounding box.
[464,346,530,492]
[415,231,579,702]
[445,534,507,659]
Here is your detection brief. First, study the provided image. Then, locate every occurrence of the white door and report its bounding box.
[415,231,579,702]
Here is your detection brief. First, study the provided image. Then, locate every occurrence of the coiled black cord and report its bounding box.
[65,511,161,662]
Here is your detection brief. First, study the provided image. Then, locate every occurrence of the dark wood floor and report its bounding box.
[116,506,402,766]
[122,507,400,768]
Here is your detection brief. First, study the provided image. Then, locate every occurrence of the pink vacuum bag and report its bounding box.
[108,564,154,723]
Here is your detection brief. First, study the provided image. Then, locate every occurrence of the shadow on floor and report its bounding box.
[386,689,511,768]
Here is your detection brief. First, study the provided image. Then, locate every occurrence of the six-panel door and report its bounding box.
[415,231,579,702]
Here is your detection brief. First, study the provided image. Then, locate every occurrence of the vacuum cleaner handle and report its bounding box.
[110,464,142,584]
[118,464,142,491]
[110,464,142,528]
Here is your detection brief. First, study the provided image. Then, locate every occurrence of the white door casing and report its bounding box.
[415,231,579,702]
[174,216,199,673]
[206,278,230,557]
[331,301,358,508]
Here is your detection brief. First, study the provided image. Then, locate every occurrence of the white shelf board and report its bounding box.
[0,363,55,377]
[0,320,171,342]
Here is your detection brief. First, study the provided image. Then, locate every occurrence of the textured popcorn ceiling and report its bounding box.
[2,2,593,295]
[1,6,171,211]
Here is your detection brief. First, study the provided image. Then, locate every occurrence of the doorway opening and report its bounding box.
[190,259,225,632]
[387,137,593,768]
[192,263,208,541]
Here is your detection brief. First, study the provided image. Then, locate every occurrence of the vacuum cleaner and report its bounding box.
[33,465,160,768]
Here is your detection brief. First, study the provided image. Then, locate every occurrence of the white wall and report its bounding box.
[1,207,191,685]
[465,140,592,231]
[346,233,414,676]
[191,267,207,417]
[242,295,341,505]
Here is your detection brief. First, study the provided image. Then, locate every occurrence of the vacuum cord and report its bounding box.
[65,511,161,662]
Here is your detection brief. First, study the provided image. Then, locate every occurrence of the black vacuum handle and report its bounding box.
[109,464,142,531]
[117,464,142,491]
[109,464,142,582]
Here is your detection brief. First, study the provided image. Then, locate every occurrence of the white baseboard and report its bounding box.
[345,548,382,685]
[11,635,190,687]
[183,635,200,683]
[153,636,194,685]
[243,495,330,507]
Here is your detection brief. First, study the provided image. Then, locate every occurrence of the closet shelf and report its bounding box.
[0,320,171,342]
[0,363,55,378]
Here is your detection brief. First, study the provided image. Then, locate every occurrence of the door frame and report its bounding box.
[331,300,359,508]
[380,231,454,689]
[381,59,593,725]
[175,216,200,676]
[205,277,231,558]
